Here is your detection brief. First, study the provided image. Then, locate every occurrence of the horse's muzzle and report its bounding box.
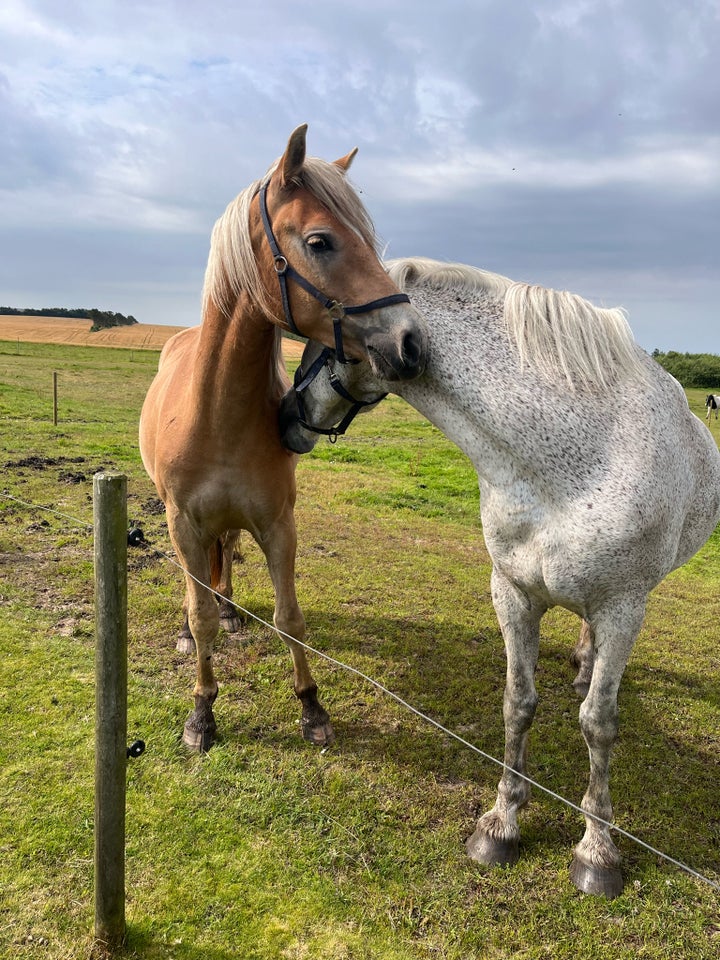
[368,321,427,382]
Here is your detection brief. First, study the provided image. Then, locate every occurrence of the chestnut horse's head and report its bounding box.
[203,124,427,383]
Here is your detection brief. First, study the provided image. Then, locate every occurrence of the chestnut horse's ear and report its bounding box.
[280,124,308,186]
[334,147,358,173]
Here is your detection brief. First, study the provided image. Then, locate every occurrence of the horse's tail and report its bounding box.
[209,537,224,591]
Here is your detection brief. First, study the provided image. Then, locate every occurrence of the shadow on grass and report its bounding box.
[190,605,720,883]
[115,926,240,960]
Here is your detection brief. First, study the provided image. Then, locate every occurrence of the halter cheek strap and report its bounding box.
[258,183,410,363]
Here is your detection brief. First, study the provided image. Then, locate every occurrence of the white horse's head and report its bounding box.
[279,339,386,453]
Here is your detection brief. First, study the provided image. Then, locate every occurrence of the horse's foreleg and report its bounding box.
[466,567,543,868]
[571,619,595,699]
[570,595,645,898]
[259,511,334,747]
[168,512,221,751]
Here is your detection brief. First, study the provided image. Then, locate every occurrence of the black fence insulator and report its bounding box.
[126,740,146,759]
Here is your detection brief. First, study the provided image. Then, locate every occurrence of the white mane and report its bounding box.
[385,257,645,390]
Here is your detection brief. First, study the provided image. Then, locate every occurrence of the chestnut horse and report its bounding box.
[139,128,426,752]
[279,257,720,897]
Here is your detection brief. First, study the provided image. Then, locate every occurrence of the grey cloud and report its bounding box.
[0,0,718,353]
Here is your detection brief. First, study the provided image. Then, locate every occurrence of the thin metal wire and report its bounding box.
[159,548,720,895]
[2,491,93,530]
[2,488,719,894]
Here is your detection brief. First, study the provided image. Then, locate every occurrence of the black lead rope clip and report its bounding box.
[126,740,146,759]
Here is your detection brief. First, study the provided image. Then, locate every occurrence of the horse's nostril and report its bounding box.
[401,328,425,374]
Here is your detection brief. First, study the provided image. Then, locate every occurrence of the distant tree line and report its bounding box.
[652,350,720,388]
[0,306,138,331]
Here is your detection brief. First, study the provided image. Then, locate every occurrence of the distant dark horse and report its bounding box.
[706,394,720,420]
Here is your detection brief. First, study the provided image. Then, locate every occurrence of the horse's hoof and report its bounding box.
[183,692,218,753]
[176,618,195,654]
[465,827,519,867]
[176,634,196,654]
[301,719,335,748]
[569,856,624,898]
[572,677,590,700]
[218,600,243,634]
[183,716,216,753]
[220,614,243,634]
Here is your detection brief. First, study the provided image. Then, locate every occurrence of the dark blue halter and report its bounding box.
[292,343,387,442]
[258,182,411,364]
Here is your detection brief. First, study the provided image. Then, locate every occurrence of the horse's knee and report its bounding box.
[578,697,618,751]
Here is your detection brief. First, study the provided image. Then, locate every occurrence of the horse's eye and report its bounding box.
[306,234,332,253]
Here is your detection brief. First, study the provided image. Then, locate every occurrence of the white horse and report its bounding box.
[706,394,720,420]
[278,257,720,898]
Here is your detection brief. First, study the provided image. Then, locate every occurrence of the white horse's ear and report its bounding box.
[334,147,358,173]
[280,124,308,186]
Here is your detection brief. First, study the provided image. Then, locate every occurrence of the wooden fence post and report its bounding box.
[93,472,128,951]
[53,372,58,426]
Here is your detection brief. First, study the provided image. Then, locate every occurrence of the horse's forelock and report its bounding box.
[299,157,378,252]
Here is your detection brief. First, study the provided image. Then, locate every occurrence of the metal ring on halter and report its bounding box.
[274,256,288,274]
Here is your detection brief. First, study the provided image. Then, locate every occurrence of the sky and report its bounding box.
[1,0,718,353]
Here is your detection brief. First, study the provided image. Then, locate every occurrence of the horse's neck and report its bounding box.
[393,291,556,487]
[194,299,285,408]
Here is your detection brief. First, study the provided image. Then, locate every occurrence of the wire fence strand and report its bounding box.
[2,487,719,895]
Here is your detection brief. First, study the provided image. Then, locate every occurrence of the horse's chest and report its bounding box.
[480,482,547,577]
[479,479,586,606]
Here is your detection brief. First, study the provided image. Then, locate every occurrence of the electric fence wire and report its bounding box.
[2,488,719,895]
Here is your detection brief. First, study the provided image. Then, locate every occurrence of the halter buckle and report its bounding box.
[327,300,346,320]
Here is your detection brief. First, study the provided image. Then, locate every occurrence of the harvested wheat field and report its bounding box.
[0,315,304,358]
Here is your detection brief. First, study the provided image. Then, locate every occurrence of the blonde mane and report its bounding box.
[386,257,644,390]
[203,157,379,321]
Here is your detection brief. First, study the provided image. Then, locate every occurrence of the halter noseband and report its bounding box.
[258,182,411,363]
[292,345,387,443]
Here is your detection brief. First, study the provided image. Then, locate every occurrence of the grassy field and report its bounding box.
[0,336,718,959]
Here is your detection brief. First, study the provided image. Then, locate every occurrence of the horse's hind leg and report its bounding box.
[176,530,243,652]
[570,594,646,898]
[258,510,334,747]
[215,530,244,633]
[466,567,543,868]
[168,510,221,751]
[571,620,595,699]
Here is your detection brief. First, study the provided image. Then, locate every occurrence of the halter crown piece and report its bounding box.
[258,182,411,363]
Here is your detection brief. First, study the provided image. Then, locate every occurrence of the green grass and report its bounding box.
[1,340,718,959]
